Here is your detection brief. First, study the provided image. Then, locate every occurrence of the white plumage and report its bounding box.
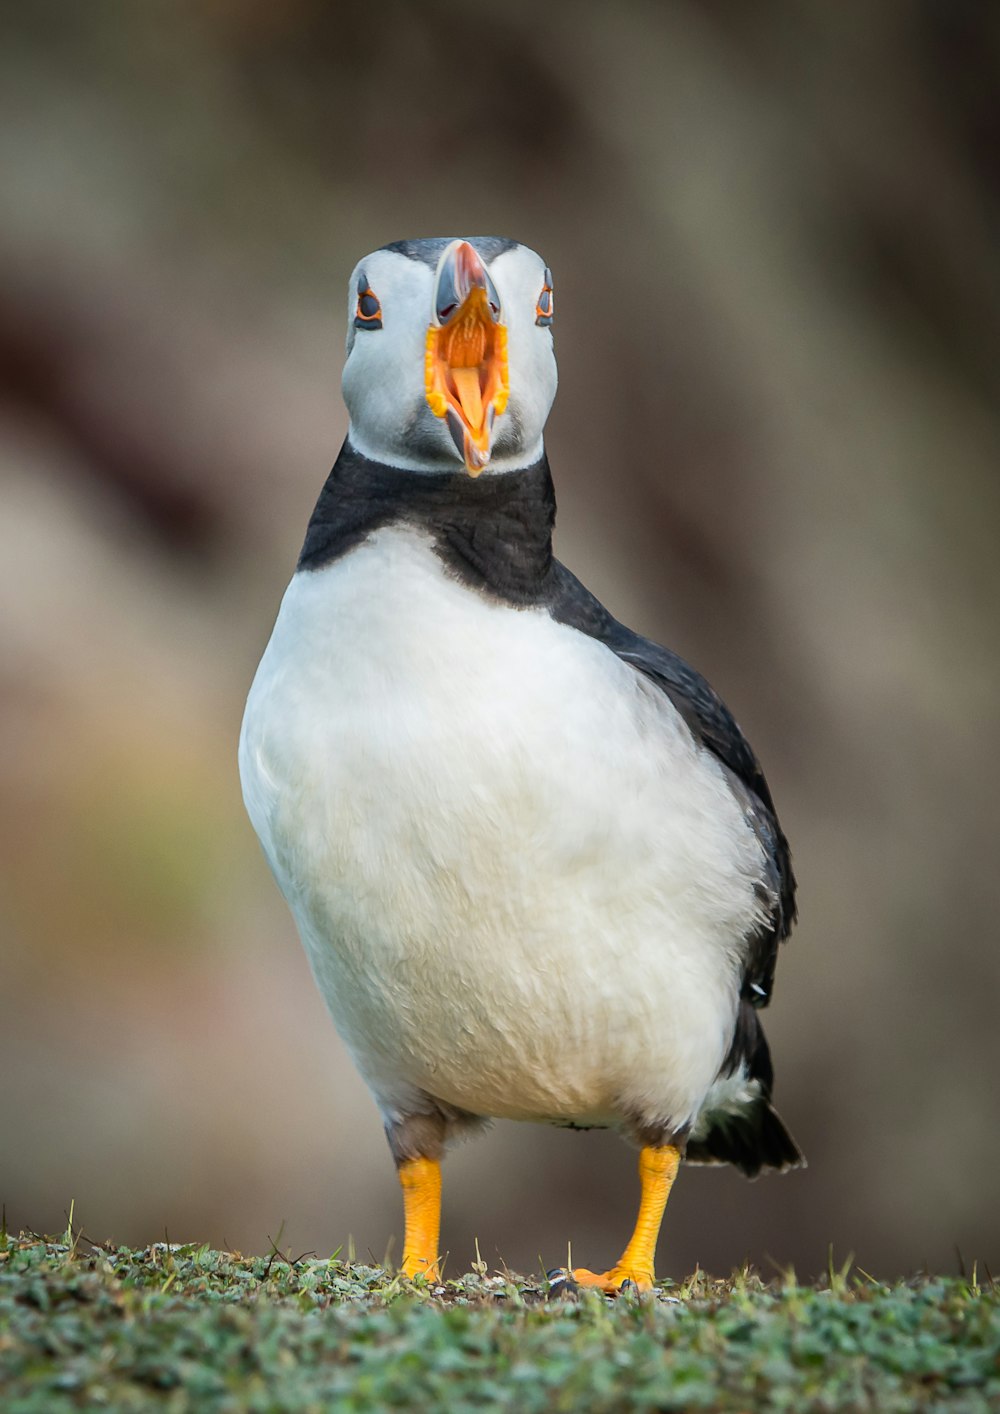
[239,525,767,1137]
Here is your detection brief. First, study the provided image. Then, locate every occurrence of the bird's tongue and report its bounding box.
[451,368,485,432]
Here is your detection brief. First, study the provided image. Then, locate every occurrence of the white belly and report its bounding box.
[239,528,765,1132]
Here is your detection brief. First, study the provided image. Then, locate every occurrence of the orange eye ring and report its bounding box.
[535,267,554,327]
[354,271,383,330]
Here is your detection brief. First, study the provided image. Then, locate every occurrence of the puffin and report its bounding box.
[239,236,802,1293]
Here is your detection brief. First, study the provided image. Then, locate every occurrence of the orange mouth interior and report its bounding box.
[425,287,509,475]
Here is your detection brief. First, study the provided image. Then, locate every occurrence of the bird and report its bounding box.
[238,235,803,1293]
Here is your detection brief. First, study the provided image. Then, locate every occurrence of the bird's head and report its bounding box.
[342,237,557,476]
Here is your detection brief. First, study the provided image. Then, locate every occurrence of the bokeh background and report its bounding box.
[2,0,998,1282]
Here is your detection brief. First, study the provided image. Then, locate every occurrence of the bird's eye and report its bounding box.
[354,271,383,330]
[535,268,554,327]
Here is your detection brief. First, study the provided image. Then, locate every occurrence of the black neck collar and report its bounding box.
[298,440,557,605]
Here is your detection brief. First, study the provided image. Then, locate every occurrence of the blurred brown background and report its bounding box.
[2,0,998,1281]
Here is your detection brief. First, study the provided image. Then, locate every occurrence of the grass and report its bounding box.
[1,1225,998,1412]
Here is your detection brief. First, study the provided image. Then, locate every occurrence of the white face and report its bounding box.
[341,240,558,474]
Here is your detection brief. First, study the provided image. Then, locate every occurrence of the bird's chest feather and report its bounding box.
[239,528,761,1124]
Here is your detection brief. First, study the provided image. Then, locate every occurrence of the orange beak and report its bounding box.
[425,240,509,475]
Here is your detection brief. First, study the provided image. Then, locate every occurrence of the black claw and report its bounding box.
[546,1267,579,1300]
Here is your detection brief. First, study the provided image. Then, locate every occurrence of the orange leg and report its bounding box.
[398,1156,442,1281]
[570,1144,681,1293]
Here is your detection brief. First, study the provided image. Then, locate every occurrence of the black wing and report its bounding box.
[546,561,802,1175]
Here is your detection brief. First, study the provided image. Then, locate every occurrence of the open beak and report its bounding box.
[425,240,509,475]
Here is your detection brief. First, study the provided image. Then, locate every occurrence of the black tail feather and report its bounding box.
[686,1100,804,1178]
[688,1001,805,1177]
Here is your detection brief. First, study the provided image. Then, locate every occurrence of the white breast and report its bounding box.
[239,528,767,1134]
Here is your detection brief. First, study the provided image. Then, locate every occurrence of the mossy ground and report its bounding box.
[1,1229,997,1411]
